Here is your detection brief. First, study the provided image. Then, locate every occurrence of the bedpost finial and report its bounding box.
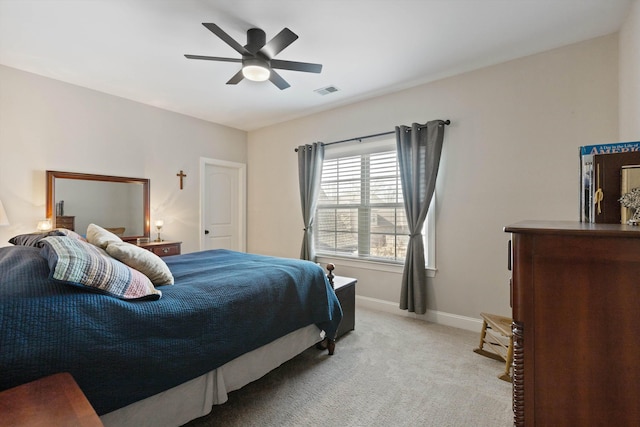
[326,263,335,288]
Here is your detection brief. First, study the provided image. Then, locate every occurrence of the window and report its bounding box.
[315,137,435,267]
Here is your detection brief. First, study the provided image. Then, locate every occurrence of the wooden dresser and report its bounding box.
[55,215,75,231]
[505,221,640,426]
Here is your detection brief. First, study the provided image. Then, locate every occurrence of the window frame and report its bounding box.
[314,137,436,275]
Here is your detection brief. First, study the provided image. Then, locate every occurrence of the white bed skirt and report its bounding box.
[101,325,323,427]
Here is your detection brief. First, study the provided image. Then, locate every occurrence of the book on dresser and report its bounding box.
[579,141,640,223]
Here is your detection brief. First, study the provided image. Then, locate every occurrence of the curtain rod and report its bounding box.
[294,119,450,152]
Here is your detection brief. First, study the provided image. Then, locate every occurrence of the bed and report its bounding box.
[0,230,342,427]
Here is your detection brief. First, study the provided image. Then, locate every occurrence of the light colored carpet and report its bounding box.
[184,306,512,427]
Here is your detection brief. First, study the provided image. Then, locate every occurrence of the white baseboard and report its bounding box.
[355,295,483,332]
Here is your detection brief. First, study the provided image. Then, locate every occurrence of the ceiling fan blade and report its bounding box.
[259,28,298,59]
[202,23,250,56]
[269,70,291,90]
[226,70,245,85]
[184,54,242,63]
[271,59,322,74]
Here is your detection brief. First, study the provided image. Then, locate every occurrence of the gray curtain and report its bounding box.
[297,142,325,261]
[396,121,445,314]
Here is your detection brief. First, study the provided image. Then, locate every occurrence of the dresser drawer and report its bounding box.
[138,241,182,258]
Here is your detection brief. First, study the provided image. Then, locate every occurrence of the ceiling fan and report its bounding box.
[184,23,322,90]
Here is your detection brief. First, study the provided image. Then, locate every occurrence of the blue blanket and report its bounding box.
[0,246,342,414]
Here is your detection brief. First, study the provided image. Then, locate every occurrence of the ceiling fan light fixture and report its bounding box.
[185,23,322,89]
[242,64,270,82]
[242,57,270,81]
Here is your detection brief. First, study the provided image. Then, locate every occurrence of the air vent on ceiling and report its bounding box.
[314,85,340,96]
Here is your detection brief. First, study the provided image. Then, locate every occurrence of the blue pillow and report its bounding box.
[40,236,161,301]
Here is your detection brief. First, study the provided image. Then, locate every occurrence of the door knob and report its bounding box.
[204,229,210,235]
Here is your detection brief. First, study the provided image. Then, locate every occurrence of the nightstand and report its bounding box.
[0,372,103,426]
[137,241,182,257]
[333,276,357,339]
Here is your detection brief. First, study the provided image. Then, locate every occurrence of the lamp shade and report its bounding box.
[242,65,270,82]
[242,57,270,82]
[37,219,52,231]
[0,200,9,226]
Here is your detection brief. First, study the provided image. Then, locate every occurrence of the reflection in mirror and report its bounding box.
[56,180,144,236]
[46,171,150,240]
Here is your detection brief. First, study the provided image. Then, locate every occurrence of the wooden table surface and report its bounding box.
[0,372,103,427]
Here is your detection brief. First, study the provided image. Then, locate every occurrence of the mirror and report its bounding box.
[46,171,150,241]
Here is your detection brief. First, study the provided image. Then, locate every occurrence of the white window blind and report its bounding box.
[315,143,409,262]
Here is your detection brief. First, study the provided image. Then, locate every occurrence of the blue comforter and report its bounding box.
[0,246,342,414]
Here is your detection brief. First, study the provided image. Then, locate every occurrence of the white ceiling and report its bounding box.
[0,0,633,131]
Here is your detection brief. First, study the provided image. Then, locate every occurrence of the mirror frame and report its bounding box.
[46,170,150,241]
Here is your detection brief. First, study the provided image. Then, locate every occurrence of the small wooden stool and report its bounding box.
[473,312,513,382]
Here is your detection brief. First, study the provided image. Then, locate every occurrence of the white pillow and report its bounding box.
[86,223,123,249]
[105,241,174,286]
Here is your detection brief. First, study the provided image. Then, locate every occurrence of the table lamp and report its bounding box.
[155,220,164,242]
[37,219,52,232]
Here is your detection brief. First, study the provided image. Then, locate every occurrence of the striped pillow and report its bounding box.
[8,228,82,247]
[40,236,161,301]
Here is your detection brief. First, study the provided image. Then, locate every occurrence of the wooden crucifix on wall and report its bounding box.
[177,170,187,190]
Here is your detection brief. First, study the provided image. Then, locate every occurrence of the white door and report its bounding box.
[201,158,246,251]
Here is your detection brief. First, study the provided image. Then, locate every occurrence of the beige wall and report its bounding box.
[247,35,619,326]
[0,65,247,252]
[620,0,640,139]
